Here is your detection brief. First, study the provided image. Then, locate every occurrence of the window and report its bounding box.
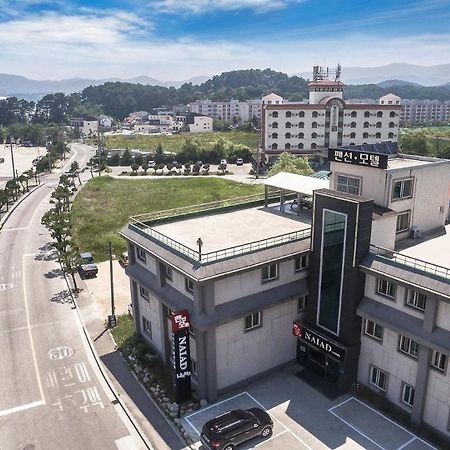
[389,121,395,128]
[298,143,304,149]
[286,122,292,128]
[377,111,383,118]
[285,143,291,149]
[139,285,149,301]
[401,383,415,407]
[142,317,152,338]
[376,121,382,128]
[299,121,304,128]
[363,121,369,128]
[350,121,356,128]
[312,111,318,118]
[392,178,413,199]
[272,111,278,118]
[262,264,278,282]
[298,132,304,139]
[364,111,370,118]
[272,122,278,128]
[299,111,305,118]
[396,211,410,233]
[350,132,356,138]
[351,111,357,118]
[405,289,426,311]
[365,320,383,341]
[363,132,369,139]
[370,366,388,391]
[165,265,172,281]
[285,111,292,117]
[295,254,309,271]
[312,121,318,128]
[388,132,394,139]
[390,111,396,118]
[311,143,317,149]
[185,277,194,293]
[285,132,291,139]
[399,335,419,358]
[271,143,278,149]
[136,247,147,263]
[271,132,278,139]
[336,175,361,195]
[245,312,262,331]
[375,132,381,139]
[298,295,308,312]
[376,278,396,299]
[431,350,447,372]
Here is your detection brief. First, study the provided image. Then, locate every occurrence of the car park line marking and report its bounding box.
[184,416,200,436]
[328,408,386,450]
[396,437,417,450]
[0,400,44,417]
[329,397,437,450]
[244,392,312,450]
[23,255,46,405]
[254,430,287,448]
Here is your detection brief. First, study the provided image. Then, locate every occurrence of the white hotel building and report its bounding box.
[121,141,450,442]
[262,80,401,156]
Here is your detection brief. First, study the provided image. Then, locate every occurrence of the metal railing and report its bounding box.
[370,244,450,281]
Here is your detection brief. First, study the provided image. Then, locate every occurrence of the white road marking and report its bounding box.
[396,437,417,450]
[0,319,67,335]
[1,226,29,231]
[0,400,44,417]
[48,346,74,360]
[254,430,288,448]
[23,255,46,405]
[115,435,139,450]
[0,283,14,291]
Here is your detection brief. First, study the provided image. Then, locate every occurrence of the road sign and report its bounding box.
[108,314,117,328]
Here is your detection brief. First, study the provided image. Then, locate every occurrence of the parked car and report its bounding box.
[236,158,244,166]
[78,252,98,279]
[200,408,273,450]
[220,159,227,166]
[119,252,128,268]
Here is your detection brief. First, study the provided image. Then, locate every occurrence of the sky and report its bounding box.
[0,0,450,81]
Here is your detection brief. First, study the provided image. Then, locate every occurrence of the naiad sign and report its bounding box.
[293,321,346,362]
[171,309,192,403]
[328,148,388,169]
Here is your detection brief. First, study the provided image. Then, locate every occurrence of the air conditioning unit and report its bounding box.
[411,226,422,239]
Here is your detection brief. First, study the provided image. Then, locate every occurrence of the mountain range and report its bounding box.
[0,63,449,99]
[294,63,450,86]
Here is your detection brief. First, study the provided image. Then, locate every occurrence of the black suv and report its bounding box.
[200,408,273,450]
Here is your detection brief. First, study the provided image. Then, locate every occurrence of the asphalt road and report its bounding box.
[0,144,150,450]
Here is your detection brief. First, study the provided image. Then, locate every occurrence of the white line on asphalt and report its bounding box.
[351,398,436,450]
[0,400,44,417]
[184,416,200,436]
[254,430,288,448]
[396,437,417,450]
[328,396,354,412]
[0,319,68,336]
[1,226,30,231]
[328,408,386,450]
[184,391,248,419]
[22,255,46,405]
[245,392,312,450]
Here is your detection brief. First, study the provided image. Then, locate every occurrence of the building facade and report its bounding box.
[262,79,401,156]
[189,116,213,133]
[121,143,450,440]
[401,99,450,124]
[188,99,263,123]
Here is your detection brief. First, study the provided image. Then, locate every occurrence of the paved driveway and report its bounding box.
[182,365,437,450]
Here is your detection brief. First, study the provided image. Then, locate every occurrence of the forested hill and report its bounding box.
[1,68,450,125]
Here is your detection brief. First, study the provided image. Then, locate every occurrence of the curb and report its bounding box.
[62,273,155,450]
[0,183,44,231]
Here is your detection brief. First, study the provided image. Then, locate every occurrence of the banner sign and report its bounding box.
[171,309,192,403]
[328,148,388,169]
[293,321,346,362]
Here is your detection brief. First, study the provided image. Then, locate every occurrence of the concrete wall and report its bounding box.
[215,299,298,390]
[214,256,309,306]
[134,246,157,274]
[371,216,397,250]
[358,327,418,412]
[436,301,450,329]
[137,288,164,356]
[364,275,426,321]
[423,368,450,437]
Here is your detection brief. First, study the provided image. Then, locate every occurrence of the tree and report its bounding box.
[70,161,82,185]
[155,143,164,164]
[120,149,133,166]
[141,162,149,174]
[268,152,313,177]
[399,131,429,156]
[131,163,139,173]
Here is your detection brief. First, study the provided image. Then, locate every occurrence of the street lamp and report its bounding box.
[7,137,16,180]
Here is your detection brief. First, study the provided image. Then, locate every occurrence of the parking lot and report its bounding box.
[182,366,437,450]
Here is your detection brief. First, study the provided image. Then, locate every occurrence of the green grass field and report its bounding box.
[71,176,263,262]
[104,131,259,152]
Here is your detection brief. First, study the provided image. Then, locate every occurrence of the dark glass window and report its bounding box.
[318,210,346,333]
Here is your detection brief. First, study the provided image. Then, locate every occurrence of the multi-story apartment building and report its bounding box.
[188,99,263,123]
[401,99,450,124]
[262,78,401,156]
[121,142,450,440]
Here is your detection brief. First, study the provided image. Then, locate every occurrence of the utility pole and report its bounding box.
[108,241,116,328]
[9,139,16,182]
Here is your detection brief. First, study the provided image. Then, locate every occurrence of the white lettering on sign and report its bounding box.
[174,314,189,329]
[48,346,74,360]
[304,331,334,355]
[179,335,188,370]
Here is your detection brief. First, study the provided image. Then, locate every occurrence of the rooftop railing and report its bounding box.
[370,244,450,282]
[129,193,311,265]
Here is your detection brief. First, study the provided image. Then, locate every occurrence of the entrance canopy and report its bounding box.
[263,172,329,196]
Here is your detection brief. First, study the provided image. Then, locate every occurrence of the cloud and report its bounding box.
[0,12,449,81]
[152,0,302,13]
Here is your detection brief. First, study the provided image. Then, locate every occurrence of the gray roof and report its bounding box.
[360,253,450,300]
[120,224,311,282]
[358,297,450,354]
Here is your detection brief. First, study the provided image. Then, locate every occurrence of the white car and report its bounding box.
[220,159,227,165]
[236,158,244,166]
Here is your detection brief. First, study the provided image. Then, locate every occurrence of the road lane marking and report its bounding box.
[1,226,30,231]
[22,255,46,405]
[0,319,67,335]
[0,400,44,417]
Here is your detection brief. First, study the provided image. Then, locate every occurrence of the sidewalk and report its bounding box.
[76,268,186,450]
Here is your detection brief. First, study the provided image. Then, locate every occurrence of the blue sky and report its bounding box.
[0,0,449,80]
